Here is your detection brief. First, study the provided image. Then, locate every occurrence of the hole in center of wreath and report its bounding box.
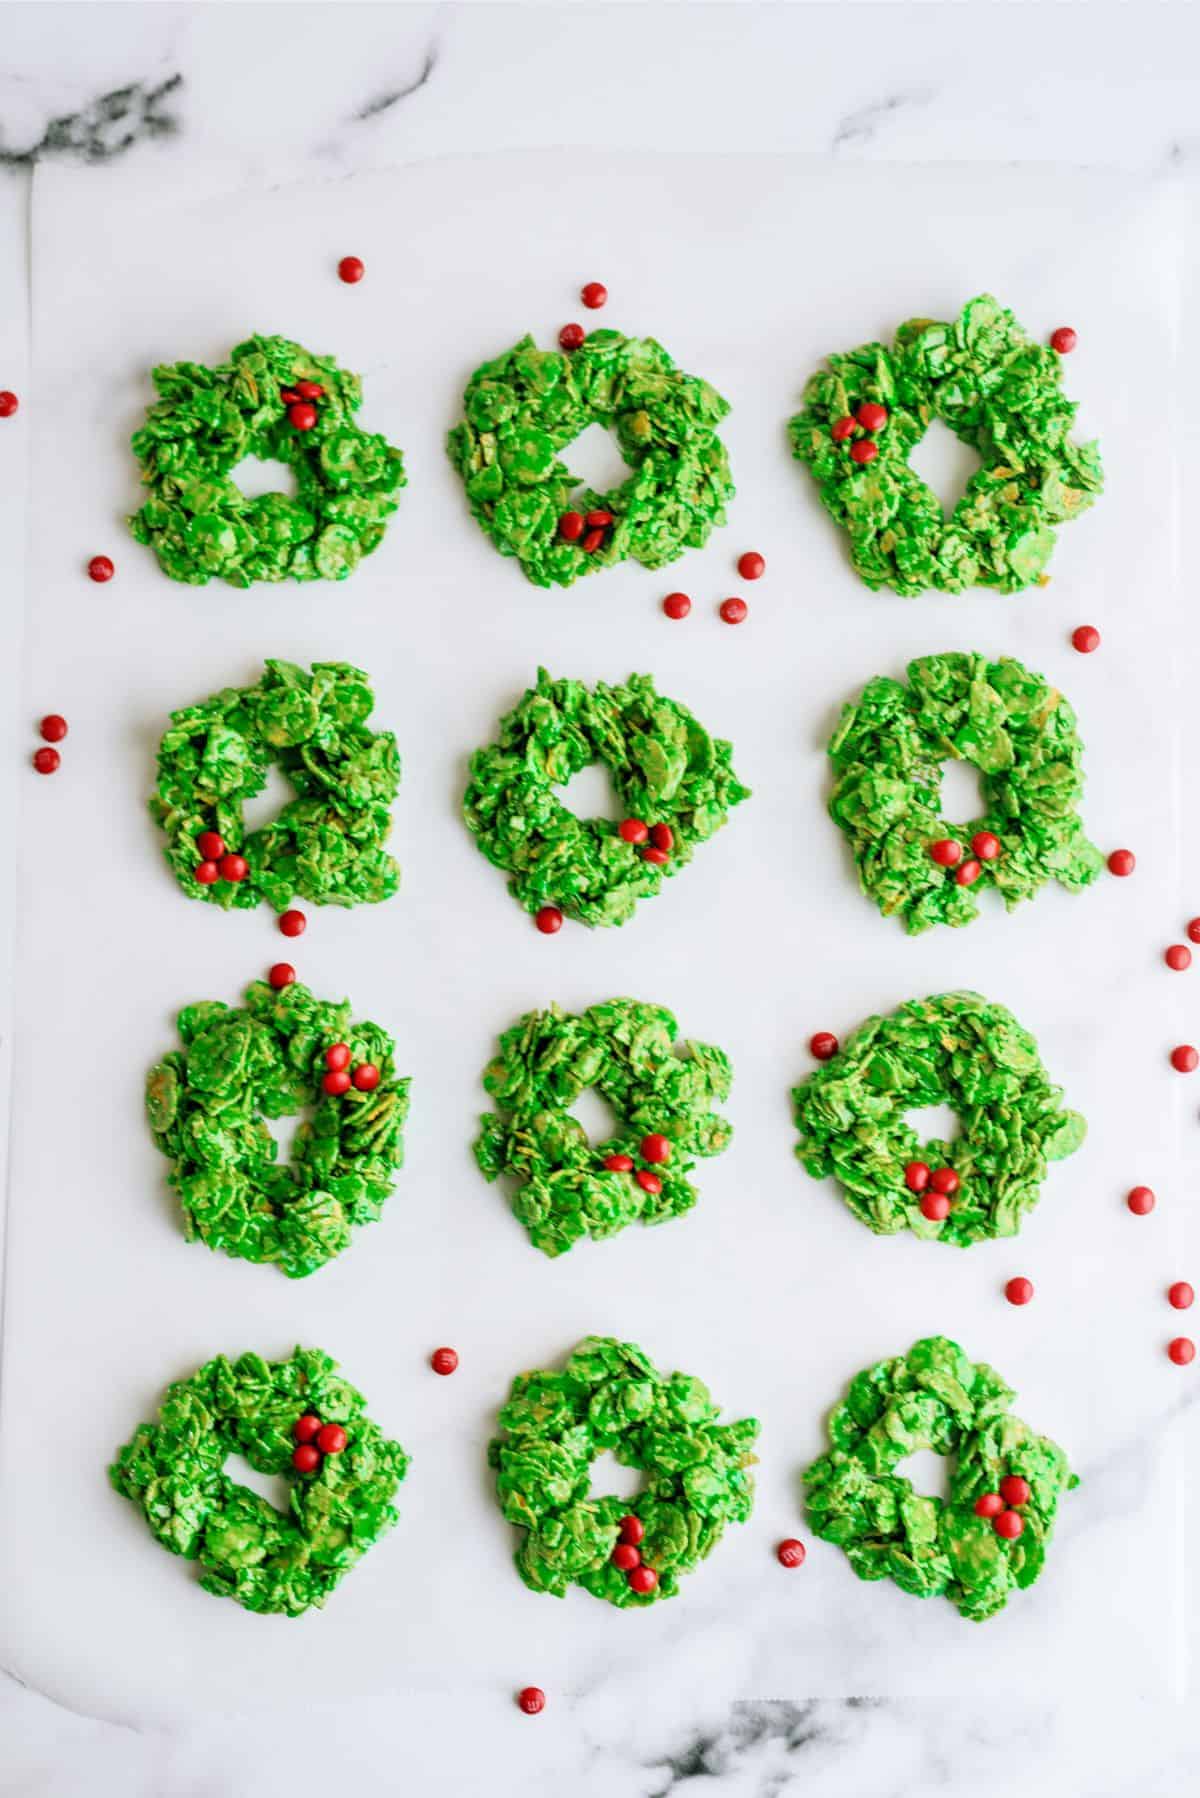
[227,1453,293,1515]
[907,1103,960,1147]
[228,455,299,502]
[265,1108,308,1163]
[572,1086,620,1149]
[567,422,630,499]
[559,759,624,824]
[938,758,985,824]
[241,761,294,836]
[588,1450,644,1505]
[895,1447,950,1503]
[908,419,981,518]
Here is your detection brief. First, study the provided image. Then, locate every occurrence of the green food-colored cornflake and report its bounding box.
[150,658,401,914]
[475,999,733,1256]
[110,1347,409,1616]
[792,991,1085,1247]
[447,330,733,587]
[789,294,1103,596]
[489,1335,758,1607]
[147,980,410,1278]
[828,651,1102,934]
[805,1336,1076,1621]
[463,668,750,926]
[128,333,405,586]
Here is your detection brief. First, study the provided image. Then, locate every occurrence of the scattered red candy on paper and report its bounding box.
[904,1161,931,1193]
[338,256,365,284]
[1187,918,1200,944]
[1050,326,1077,354]
[292,1444,320,1474]
[919,1192,951,1222]
[535,906,563,934]
[1167,1337,1195,1366]
[611,1543,641,1571]
[32,747,60,775]
[1127,1185,1156,1215]
[431,1347,459,1375]
[316,1423,347,1455]
[323,1070,352,1096]
[737,551,765,581]
[1170,1045,1198,1073]
[1005,1277,1034,1306]
[268,962,296,989]
[809,1032,838,1060]
[353,1062,380,1091]
[994,1509,1024,1540]
[1107,849,1135,876]
[39,714,68,743]
[279,909,307,937]
[619,818,649,844]
[581,282,607,309]
[326,1044,351,1072]
[776,1538,806,1568]
[1072,625,1100,654]
[1165,945,1191,971]
[929,839,963,867]
[1168,1282,1194,1310]
[293,1414,322,1443]
[974,1492,1004,1519]
[0,390,18,418]
[88,555,114,582]
[999,1474,1031,1508]
[627,1565,658,1594]
[719,596,748,624]
[558,323,585,351]
[517,1687,546,1715]
[640,1133,670,1165]
[662,590,691,619]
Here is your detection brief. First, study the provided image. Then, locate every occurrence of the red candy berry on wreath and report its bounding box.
[635,1169,662,1196]
[737,551,765,581]
[218,852,248,882]
[196,829,224,860]
[294,380,324,401]
[994,1509,1024,1540]
[88,555,114,582]
[323,1069,352,1096]
[650,823,674,852]
[776,1538,806,1568]
[810,1032,838,1061]
[558,323,585,351]
[32,746,60,774]
[830,415,856,442]
[611,1542,641,1571]
[849,439,878,465]
[1165,945,1191,971]
[268,962,296,989]
[517,1687,545,1715]
[1170,1045,1199,1073]
[1168,1282,1195,1310]
[585,510,614,529]
[316,1423,347,1455]
[999,1474,1031,1508]
[1107,849,1135,876]
[619,818,649,844]
[1168,1337,1196,1366]
[919,1192,951,1222]
[39,714,68,743]
[1005,1277,1034,1307]
[1188,919,1200,944]
[582,527,605,554]
[558,511,585,542]
[904,1161,931,1194]
[0,390,18,418]
[279,909,306,937]
[971,832,1000,862]
[974,1492,1004,1519]
[640,1133,670,1165]
[955,858,983,887]
[326,1044,351,1072]
[194,860,220,885]
[288,402,317,431]
[662,590,691,619]
[1126,1185,1156,1215]
[641,845,669,865]
[338,256,365,284]
[1072,625,1100,654]
[353,1062,381,1091]
[627,1564,658,1594]
[293,1414,322,1444]
[929,838,962,867]
[292,1444,321,1474]
[719,596,747,624]
[855,401,888,432]
[1050,326,1077,354]
[603,1153,634,1173]
[929,1167,959,1197]
[431,1347,459,1375]
[618,1515,645,1546]
[581,282,607,309]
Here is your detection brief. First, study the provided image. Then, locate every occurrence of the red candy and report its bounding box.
[582,527,605,554]
[292,1444,321,1474]
[855,401,888,431]
[0,390,18,417]
[955,858,983,887]
[1126,1185,1156,1215]
[776,1538,806,1568]
[40,714,68,743]
[194,861,220,885]
[1107,849,1135,877]
[619,818,649,844]
[641,845,669,865]
[293,1414,322,1443]
[809,1032,838,1061]
[974,1492,1004,1519]
[634,1169,662,1195]
[849,440,878,465]
[353,1063,380,1091]
[1188,918,1200,944]
[971,832,1000,861]
[517,1687,545,1715]
[1072,625,1100,654]
[316,1423,347,1455]
[1170,1045,1199,1073]
[326,1044,351,1072]
[929,839,963,867]
[88,555,115,582]
[618,1515,644,1546]
[196,830,224,860]
[719,596,748,624]
[604,1153,634,1173]
[1165,945,1191,971]
[32,747,60,775]
[650,823,674,852]
[640,1133,670,1165]
[1005,1277,1034,1306]
[268,962,296,989]
[288,402,317,431]
[994,1509,1024,1540]
[611,1543,641,1571]
[559,511,585,542]
[830,415,856,442]
[999,1474,1031,1508]
[585,509,613,528]
[1168,1337,1195,1366]
[338,256,365,284]
[218,853,248,882]
[1168,1282,1195,1310]
[738,551,765,581]
[431,1347,459,1375]
[535,906,563,935]
[627,1565,658,1594]
[558,323,585,351]
[904,1161,931,1193]
[1050,326,1077,354]
[929,1167,959,1197]
[662,590,691,619]
[279,909,307,937]
[294,381,324,401]
[581,282,607,309]
[919,1192,951,1222]
[323,1070,352,1096]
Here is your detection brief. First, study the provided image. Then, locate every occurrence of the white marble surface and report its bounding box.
[2,4,1200,1794]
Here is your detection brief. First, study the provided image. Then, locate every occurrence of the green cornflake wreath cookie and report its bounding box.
[447,330,733,587]
[463,668,750,927]
[489,1335,759,1607]
[474,999,733,1256]
[789,293,1103,596]
[792,991,1085,1247]
[146,979,410,1279]
[804,1336,1076,1621]
[150,659,401,914]
[128,333,405,585]
[828,652,1102,934]
[110,1347,409,1616]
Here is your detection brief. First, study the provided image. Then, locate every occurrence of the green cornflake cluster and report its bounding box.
[109,1347,409,1616]
[150,659,401,914]
[789,294,1103,596]
[463,668,750,926]
[792,991,1085,1247]
[146,980,410,1279]
[489,1336,759,1607]
[447,330,733,587]
[128,333,405,585]
[474,1000,733,1256]
[804,1337,1077,1621]
[828,652,1102,934]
